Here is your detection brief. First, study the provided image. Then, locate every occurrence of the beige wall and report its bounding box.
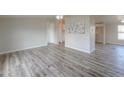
[106,23,124,45]
[0,16,48,54]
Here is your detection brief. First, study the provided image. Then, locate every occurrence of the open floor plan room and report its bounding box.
[0,15,124,77]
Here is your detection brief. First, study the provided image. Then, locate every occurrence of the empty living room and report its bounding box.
[1,0,124,93]
[0,15,124,77]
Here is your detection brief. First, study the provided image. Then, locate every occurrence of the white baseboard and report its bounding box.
[48,42,59,45]
[106,42,124,46]
[90,48,95,53]
[65,45,91,53]
[0,44,47,55]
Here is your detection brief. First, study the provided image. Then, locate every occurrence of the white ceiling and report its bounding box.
[93,15,124,24]
[0,15,56,19]
[0,15,57,22]
[0,15,124,24]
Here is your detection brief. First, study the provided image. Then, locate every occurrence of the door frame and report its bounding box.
[95,24,106,44]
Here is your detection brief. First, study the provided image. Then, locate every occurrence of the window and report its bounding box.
[118,25,124,40]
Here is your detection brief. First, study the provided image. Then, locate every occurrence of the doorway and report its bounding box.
[95,24,106,44]
[57,19,65,46]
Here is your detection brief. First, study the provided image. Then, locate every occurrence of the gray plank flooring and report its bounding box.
[0,43,124,77]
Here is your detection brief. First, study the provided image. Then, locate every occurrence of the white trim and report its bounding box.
[0,44,47,55]
[65,46,91,53]
[47,41,59,45]
[106,42,124,46]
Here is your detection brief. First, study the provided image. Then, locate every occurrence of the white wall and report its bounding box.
[0,16,48,54]
[65,15,95,53]
[47,19,65,45]
[106,23,124,45]
[47,23,56,43]
[90,16,95,52]
[47,20,59,44]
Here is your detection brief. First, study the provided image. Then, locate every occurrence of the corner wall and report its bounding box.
[90,16,95,52]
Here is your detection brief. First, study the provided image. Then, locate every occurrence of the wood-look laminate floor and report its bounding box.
[0,43,124,77]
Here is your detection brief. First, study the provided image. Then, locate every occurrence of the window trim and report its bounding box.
[118,25,124,40]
